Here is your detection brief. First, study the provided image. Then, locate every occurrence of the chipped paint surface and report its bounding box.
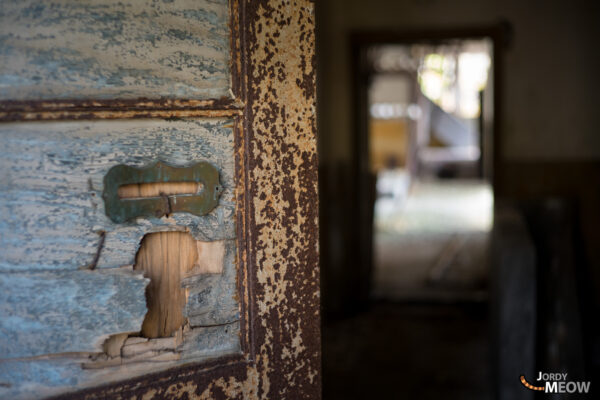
[0,98,244,123]
[0,268,148,358]
[0,0,320,398]
[244,0,320,397]
[0,118,242,398]
[0,119,236,273]
[61,1,321,398]
[0,0,231,101]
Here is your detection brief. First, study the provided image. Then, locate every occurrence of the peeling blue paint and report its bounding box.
[0,0,231,100]
[0,119,236,272]
[0,269,149,358]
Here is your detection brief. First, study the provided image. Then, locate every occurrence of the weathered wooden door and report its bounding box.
[0,1,320,399]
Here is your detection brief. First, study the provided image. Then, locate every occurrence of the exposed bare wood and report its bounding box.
[81,351,181,370]
[121,337,177,358]
[134,232,199,339]
[123,337,148,346]
[103,333,129,359]
[118,182,202,199]
[0,119,236,272]
[191,241,226,276]
[175,327,184,348]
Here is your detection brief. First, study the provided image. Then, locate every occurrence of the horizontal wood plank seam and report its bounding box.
[0,98,245,122]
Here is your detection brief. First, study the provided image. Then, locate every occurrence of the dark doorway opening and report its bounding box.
[322,27,504,400]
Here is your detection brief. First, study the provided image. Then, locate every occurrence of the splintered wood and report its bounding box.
[135,232,197,338]
[134,232,226,338]
[118,182,202,199]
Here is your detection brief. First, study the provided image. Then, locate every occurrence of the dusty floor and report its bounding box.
[372,179,492,300]
[322,302,492,400]
[321,179,493,399]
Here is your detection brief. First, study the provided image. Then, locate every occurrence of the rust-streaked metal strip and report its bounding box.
[0,109,243,122]
[0,98,244,122]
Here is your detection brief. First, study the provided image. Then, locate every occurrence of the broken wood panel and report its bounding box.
[0,237,240,396]
[134,233,234,338]
[0,323,241,400]
[0,118,235,273]
[120,336,178,358]
[134,231,198,338]
[0,0,231,101]
[182,239,239,327]
[0,268,148,358]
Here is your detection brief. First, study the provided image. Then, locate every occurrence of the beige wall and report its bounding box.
[370,119,409,171]
[317,0,600,163]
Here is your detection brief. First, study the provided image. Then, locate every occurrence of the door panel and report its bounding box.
[0,0,231,100]
[0,1,320,399]
[0,120,240,397]
[0,119,236,271]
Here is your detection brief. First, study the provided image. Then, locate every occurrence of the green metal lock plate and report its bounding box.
[102,161,223,223]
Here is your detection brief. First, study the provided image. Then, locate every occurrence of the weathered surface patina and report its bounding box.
[103,161,223,223]
[0,118,241,398]
[0,98,244,122]
[63,1,321,398]
[0,0,320,398]
[0,0,231,100]
[0,268,149,358]
[0,118,236,272]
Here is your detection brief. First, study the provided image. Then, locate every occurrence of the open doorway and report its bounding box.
[368,39,494,302]
[321,30,501,400]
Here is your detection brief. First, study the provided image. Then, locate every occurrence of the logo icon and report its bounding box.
[520,373,591,394]
[520,375,544,391]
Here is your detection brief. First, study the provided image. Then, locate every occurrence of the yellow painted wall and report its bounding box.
[369,119,408,172]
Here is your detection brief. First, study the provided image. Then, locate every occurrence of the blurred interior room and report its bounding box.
[316,0,600,399]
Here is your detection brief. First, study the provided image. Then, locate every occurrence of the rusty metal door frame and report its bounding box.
[0,1,321,398]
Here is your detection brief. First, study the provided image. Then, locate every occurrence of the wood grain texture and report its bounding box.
[0,0,231,100]
[0,118,236,273]
[10,1,321,399]
[0,322,240,400]
[118,182,201,199]
[134,231,197,338]
[0,118,241,397]
[179,322,240,361]
[133,234,235,338]
[0,268,148,358]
